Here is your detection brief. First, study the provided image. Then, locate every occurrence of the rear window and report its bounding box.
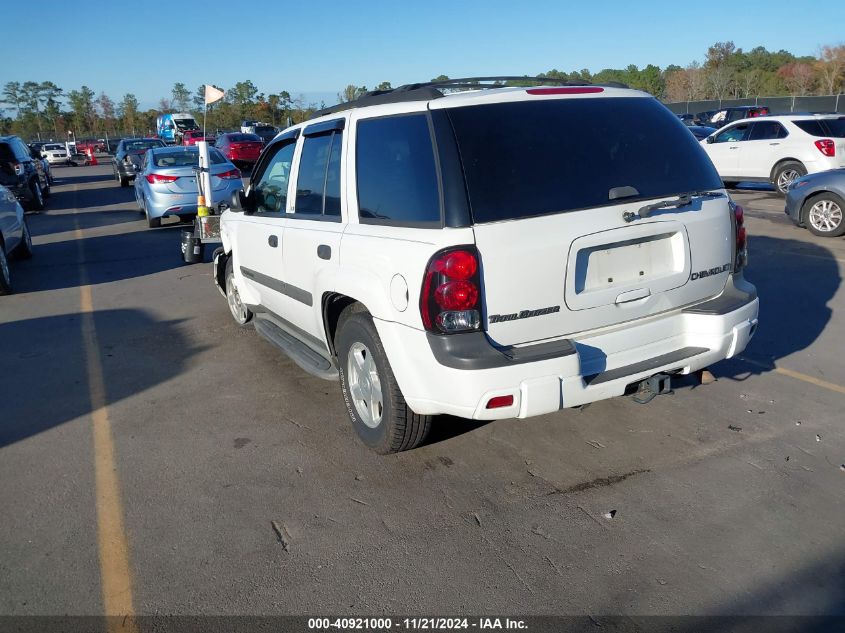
[446,97,722,223]
[151,149,226,167]
[227,134,261,143]
[794,118,845,137]
[126,140,164,151]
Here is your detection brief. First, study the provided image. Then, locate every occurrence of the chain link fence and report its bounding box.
[664,94,845,115]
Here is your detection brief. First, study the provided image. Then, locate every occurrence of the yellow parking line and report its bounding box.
[75,221,138,632]
[740,355,845,396]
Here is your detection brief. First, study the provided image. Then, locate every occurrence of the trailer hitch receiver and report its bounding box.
[631,373,673,404]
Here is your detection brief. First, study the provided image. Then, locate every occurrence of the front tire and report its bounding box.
[774,161,806,196]
[225,256,252,326]
[336,309,432,454]
[803,193,845,237]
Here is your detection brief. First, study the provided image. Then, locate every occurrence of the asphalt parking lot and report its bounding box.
[1,163,844,619]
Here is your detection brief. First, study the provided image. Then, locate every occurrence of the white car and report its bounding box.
[700,114,845,195]
[41,143,69,166]
[215,79,759,453]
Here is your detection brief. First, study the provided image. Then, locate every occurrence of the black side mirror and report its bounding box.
[231,189,256,215]
[706,136,715,144]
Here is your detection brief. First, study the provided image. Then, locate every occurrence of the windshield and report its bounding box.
[44,144,63,150]
[174,119,197,130]
[446,97,723,223]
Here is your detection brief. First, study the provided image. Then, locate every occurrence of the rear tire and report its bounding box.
[147,212,161,228]
[773,161,806,196]
[336,309,432,454]
[0,243,12,295]
[119,174,128,187]
[13,220,33,260]
[225,256,252,326]
[28,180,45,211]
[803,193,845,237]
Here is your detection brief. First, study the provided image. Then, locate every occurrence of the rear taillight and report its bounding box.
[815,139,836,157]
[216,168,241,180]
[732,201,747,271]
[421,247,482,333]
[145,174,179,184]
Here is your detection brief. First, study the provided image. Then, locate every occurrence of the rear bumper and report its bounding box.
[375,276,759,420]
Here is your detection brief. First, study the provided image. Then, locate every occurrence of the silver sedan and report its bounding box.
[134,146,243,228]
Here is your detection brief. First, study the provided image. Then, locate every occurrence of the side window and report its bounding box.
[253,141,296,214]
[714,123,749,143]
[293,131,343,217]
[356,114,440,224]
[749,121,788,141]
[295,134,332,215]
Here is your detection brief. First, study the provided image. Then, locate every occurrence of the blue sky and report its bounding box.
[3,0,843,109]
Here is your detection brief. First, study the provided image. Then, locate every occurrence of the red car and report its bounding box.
[182,130,216,146]
[215,133,264,168]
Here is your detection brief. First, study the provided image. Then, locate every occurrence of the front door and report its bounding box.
[705,122,750,180]
[236,137,297,316]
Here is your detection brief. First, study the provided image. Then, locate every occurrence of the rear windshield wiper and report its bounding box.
[630,190,724,221]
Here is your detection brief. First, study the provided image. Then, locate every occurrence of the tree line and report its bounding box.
[2,41,843,141]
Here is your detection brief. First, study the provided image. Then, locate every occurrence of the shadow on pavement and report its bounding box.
[0,309,204,450]
[715,234,840,379]
[13,225,191,293]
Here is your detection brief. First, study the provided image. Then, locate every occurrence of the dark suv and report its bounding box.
[112,138,165,187]
[0,136,50,210]
[696,106,770,129]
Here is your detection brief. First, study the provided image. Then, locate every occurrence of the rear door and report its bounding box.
[279,119,346,338]
[739,120,789,178]
[442,95,733,347]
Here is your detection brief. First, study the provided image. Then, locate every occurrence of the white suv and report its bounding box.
[214,78,759,453]
[700,114,845,195]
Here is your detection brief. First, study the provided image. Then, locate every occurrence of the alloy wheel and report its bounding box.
[808,199,843,233]
[777,169,801,194]
[226,274,249,324]
[347,341,384,429]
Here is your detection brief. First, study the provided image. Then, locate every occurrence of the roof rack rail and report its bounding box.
[309,76,630,119]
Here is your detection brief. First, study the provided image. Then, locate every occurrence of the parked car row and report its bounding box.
[0,183,34,295]
[0,135,50,211]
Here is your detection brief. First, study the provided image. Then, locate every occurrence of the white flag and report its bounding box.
[205,85,225,105]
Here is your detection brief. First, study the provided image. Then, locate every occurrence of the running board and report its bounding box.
[253,314,338,381]
[583,346,708,386]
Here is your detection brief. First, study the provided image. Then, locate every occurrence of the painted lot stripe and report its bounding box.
[740,355,845,396]
[75,219,138,632]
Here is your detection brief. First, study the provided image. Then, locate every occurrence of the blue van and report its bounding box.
[156,113,199,144]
